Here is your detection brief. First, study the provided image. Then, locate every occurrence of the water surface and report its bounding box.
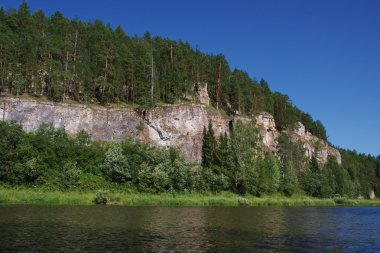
[0,206,379,252]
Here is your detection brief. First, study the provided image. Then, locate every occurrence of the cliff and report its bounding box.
[287,122,342,164]
[0,97,341,164]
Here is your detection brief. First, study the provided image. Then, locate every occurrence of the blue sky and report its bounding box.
[1,0,379,156]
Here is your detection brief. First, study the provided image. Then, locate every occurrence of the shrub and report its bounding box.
[168,159,191,191]
[93,190,110,205]
[237,197,251,206]
[60,161,81,190]
[136,163,170,193]
[203,168,229,192]
[187,166,208,192]
[333,194,346,205]
[102,143,131,183]
[78,173,108,191]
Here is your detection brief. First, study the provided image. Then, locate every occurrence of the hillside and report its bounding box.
[0,2,327,140]
[0,2,379,199]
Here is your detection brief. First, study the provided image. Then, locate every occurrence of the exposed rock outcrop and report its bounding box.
[0,97,341,164]
[287,122,342,165]
[141,104,228,161]
[193,82,210,106]
[0,98,227,162]
[1,98,141,141]
[254,112,279,153]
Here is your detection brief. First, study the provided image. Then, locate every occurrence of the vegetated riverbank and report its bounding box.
[1,187,379,207]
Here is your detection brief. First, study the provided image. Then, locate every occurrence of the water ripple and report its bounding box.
[0,206,379,252]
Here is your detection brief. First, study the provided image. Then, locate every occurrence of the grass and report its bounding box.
[1,187,380,207]
[0,187,94,205]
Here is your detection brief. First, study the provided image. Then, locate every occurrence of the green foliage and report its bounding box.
[256,156,281,196]
[93,190,110,205]
[202,168,229,192]
[136,163,170,193]
[0,121,378,203]
[237,197,251,206]
[278,134,307,173]
[281,162,299,197]
[301,156,335,198]
[0,121,106,189]
[77,173,108,191]
[229,120,260,194]
[60,161,81,190]
[0,2,328,135]
[201,123,217,168]
[76,130,91,146]
[102,143,131,183]
[168,158,192,192]
[339,149,378,198]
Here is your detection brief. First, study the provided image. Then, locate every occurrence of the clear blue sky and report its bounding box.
[1,0,379,156]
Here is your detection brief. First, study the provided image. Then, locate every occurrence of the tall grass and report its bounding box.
[0,187,94,205]
[1,187,380,207]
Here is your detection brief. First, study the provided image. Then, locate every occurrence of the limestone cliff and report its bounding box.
[0,98,227,162]
[254,112,279,153]
[286,122,342,165]
[0,97,341,164]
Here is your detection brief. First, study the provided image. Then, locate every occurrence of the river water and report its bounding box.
[0,206,379,252]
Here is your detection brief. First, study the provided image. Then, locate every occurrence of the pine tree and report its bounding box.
[201,123,217,168]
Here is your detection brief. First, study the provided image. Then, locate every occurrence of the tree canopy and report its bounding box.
[0,2,327,140]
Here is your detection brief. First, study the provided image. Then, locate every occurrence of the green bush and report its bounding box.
[203,168,229,192]
[93,190,110,205]
[237,197,251,206]
[102,143,131,183]
[137,163,170,193]
[60,161,81,190]
[187,166,209,192]
[78,173,108,191]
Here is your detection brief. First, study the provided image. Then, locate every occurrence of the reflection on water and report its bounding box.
[0,205,379,252]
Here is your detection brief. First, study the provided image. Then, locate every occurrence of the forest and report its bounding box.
[0,120,379,199]
[0,2,379,199]
[0,2,326,139]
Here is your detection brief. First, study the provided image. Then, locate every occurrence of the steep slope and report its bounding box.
[0,97,341,164]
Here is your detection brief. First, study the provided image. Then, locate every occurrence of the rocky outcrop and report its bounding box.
[141,104,228,161]
[287,122,342,165]
[1,98,141,141]
[254,112,279,153]
[0,97,341,164]
[193,82,210,106]
[0,98,227,162]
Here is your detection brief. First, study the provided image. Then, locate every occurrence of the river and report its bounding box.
[0,206,379,252]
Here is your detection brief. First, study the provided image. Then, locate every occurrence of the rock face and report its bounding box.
[254,112,279,153]
[142,105,228,161]
[0,98,227,162]
[287,122,342,165]
[0,97,341,164]
[193,83,210,106]
[1,98,141,141]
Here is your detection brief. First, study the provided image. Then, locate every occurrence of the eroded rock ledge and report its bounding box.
[0,97,341,164]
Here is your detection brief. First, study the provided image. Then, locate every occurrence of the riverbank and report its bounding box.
[1,187,380,207]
